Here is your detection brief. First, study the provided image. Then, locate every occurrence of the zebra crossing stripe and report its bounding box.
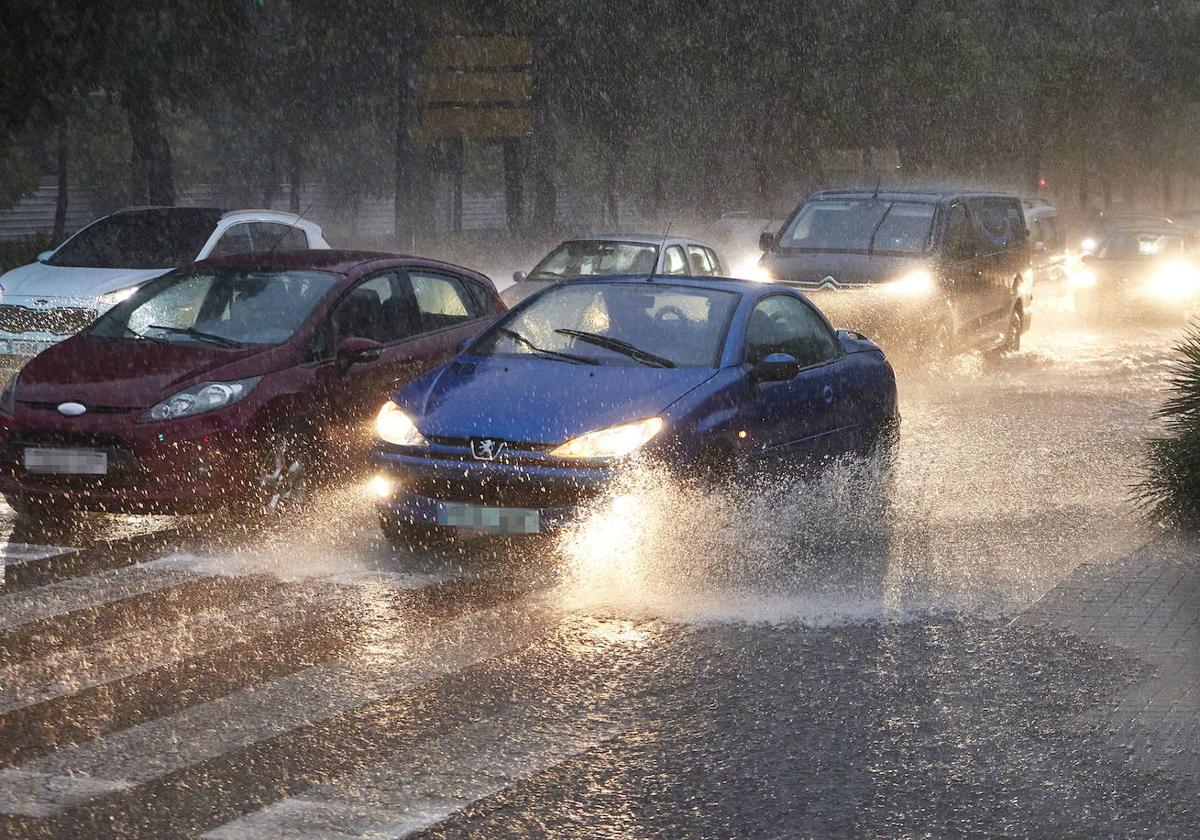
[203,708,627,839]
[0,594,559,817]
[0,555,226,633]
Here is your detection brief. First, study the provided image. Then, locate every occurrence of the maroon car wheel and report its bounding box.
[252,433,310,517]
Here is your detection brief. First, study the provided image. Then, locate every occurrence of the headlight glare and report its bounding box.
[375,402,428,447]
[140,377,259,422]
[883,269,934,296]
[1071,267,1098,288]
[1146,261,1200,301]
[550,417,663,459]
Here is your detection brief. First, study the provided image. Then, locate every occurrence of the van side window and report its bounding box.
[972,199,1021,252]
[945,204,977,258]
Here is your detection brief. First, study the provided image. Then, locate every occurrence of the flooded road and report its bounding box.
[0,304,1195,838]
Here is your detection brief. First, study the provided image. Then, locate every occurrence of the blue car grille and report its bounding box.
[406,475,598,509]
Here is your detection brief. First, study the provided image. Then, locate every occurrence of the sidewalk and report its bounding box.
[1019,530,1200,777]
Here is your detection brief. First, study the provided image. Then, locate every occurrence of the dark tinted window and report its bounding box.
[207,224,254,258]
[251,222,308,252]
[745,295,839,368]
[48,210,222,269]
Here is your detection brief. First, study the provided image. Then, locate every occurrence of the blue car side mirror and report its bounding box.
[753,353,800,383]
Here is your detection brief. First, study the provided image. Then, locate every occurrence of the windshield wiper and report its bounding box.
[496,327,598,365]
[554,329,676,368]
[147,325,246,348]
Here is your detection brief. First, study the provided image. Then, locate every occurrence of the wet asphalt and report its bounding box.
[0,299,1196,838]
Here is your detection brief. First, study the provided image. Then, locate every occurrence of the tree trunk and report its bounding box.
[604,151,619,227]
[531,3,557,234]
[503,140,526,234]
[53,120,68,241]
[394,39,418,249]
[123,75,175,205]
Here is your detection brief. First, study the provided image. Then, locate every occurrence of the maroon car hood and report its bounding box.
[17,337,272,409]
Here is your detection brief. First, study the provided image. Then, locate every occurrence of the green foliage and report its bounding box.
[1136,326,1200,529]
[0,233,59,274]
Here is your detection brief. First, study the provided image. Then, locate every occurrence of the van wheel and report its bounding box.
[249,431,312,518]
[997,307,1022,353]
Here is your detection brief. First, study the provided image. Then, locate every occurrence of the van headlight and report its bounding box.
[882,269,934,296]
[375,402,429,447]
[98,285,141,309]
[550,417,663,459]
[139,377,260,422]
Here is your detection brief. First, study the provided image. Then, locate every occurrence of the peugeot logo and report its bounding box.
[57,402,86,416]
[470,438,506,461]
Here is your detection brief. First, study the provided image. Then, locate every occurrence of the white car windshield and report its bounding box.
[528,241,659,280]
[47,209,224,269]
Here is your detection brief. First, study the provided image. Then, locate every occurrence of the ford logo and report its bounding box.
[57,402,86,417]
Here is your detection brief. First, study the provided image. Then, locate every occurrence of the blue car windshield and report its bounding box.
[475,282,739,368]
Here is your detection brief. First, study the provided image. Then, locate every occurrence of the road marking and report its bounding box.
[0,568,464,714]
[203,707,627,839]
[0,543,78,567]
[0,555,230,633]
[0,594,560,816]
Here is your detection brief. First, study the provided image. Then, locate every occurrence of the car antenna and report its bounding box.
[264,203,313,258]
[871,177,882,201]
[647,221,671,282]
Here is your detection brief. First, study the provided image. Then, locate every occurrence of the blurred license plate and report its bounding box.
[437,502,540,534]
[23,447,107,475]
[3,340,51,357]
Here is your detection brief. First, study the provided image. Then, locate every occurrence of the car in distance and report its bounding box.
[501,235,725,306]
[1079,213,1175,253]
[1024,199,1070,294]
[755,189,1032,354]
[0,206,330,362]
[1071,226,1199,320]
[0,250,503,517]
[372,275,898,544]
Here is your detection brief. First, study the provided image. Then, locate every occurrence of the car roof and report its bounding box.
[192,248,493,282]
[1024,204,1058,220]
[538,273,791,295]
[110,206,316,226]
[808,188,1018,203]
[1103,226,1189,237]
[560,234,719,249]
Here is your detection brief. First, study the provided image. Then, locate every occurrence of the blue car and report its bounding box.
[371,275,898,544]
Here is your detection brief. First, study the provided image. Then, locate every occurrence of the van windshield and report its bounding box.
[777,199,935,254]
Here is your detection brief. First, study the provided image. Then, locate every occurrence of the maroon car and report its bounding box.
[0,250,503,516]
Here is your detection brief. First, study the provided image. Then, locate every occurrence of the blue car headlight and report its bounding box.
[139,377,260,422]
[375,401,429,447]
[550,417,663,459]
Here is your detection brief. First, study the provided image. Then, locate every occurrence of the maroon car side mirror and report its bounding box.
[336,336,383,368]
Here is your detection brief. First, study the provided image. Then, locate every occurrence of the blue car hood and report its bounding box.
[405,356,717,444]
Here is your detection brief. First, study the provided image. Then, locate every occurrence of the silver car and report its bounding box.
[502,235,726,307]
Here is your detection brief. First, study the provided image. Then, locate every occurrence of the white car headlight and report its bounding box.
[139,377,260,422]
[1081,237,1097,253]
[550,417,663,459]
[1071,267,1098,288]
[1146,261,1200,301]
[376,402,429,447]
[882,269,934,296]
[98,285,141,309]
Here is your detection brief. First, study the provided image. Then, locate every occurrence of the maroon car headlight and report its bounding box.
[139,376,261,423]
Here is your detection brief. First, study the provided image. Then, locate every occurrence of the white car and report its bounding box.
[501,234,726,306]
[0,206,330,359]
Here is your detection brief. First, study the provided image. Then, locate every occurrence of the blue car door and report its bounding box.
[740,294,852,466]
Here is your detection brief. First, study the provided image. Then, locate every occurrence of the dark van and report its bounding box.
[756,190,1032,353]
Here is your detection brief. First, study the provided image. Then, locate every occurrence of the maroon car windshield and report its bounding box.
[90,268,339,347]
